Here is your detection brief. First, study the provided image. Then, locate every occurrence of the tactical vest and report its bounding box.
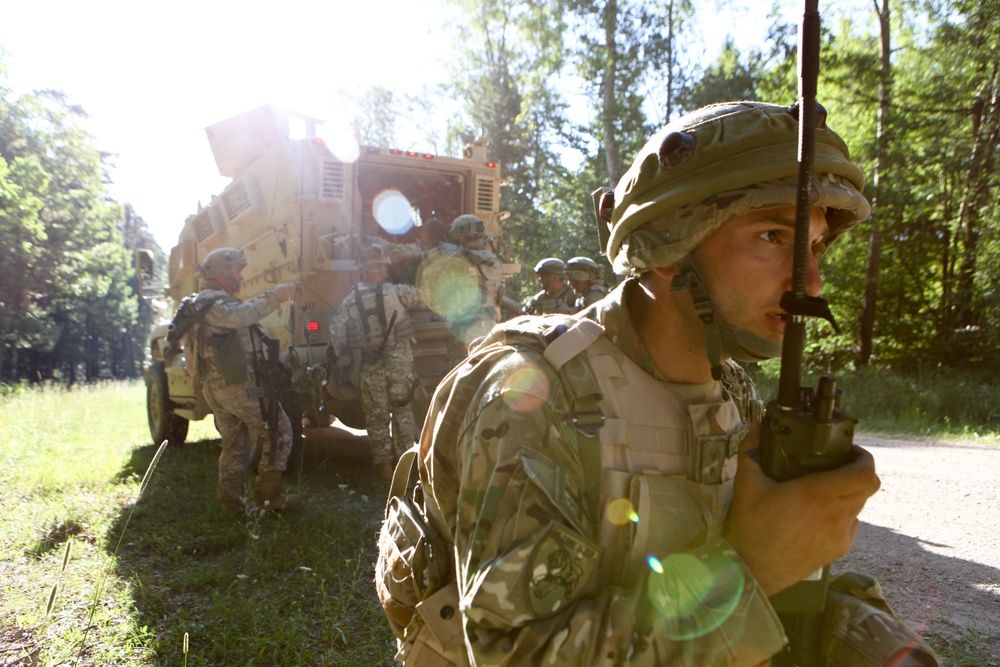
[376,313,760,666]
[349,281,407,353]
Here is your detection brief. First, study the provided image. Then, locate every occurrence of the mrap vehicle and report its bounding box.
[137,104,513,446]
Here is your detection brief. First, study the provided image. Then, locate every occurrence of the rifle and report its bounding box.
[760,1,858,665]
[247,324,288,461]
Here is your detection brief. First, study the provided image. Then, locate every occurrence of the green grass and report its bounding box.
[1,374,995,665]
[0,380,394,665]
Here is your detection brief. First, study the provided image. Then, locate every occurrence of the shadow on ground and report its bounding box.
[107,426,397,666]
[834,522,1000,665]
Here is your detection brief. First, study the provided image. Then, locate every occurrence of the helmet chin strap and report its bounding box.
[670,255,782,380]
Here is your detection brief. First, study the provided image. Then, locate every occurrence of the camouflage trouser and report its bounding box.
[360,355,417,467]
[202,372,293,505]
[822,572,939,666]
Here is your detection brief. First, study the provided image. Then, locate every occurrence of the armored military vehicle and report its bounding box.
[138,105,514,446]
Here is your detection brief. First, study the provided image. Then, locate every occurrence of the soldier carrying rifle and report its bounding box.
[185,247,301,516]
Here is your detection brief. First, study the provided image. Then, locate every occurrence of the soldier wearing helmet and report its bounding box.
[566,255,610,309]
[377,102,936,667]
[189,247,301,516]
[523,257,577,314]
[331,244,424,485]
[418,214,505,367]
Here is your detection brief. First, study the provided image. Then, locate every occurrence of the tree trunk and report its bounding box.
[855,0,892,366]
[954,65,999,330]
[601,0,621,187]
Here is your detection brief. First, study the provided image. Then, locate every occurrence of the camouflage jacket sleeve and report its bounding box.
[393,283,425,310]
[329,292,353,358]
[202,290,280,331]
[432,345,783,666]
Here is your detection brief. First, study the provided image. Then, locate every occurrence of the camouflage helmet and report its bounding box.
[361,244,390,268]
[449,214,486,240]
[533,257,566,276]
[593,101,871,275]
[200,247,248,280]
[566,256,601,281]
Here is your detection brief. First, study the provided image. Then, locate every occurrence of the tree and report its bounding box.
[0,57,143,382]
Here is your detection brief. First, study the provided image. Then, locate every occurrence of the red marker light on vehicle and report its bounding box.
[306,321,321,332]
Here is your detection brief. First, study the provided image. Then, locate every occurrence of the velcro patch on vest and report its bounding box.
[520,454,585,532]
[525,522,601,617]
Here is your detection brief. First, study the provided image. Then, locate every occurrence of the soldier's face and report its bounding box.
[220,266,243,296]
[539,273,564,294]
[690,205,827,348]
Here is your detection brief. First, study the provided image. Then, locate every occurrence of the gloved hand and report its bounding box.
[394,317,415,342]
[345,319,365,350]
[273,282,300,303]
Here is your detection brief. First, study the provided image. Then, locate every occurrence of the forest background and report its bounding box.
[1,0,998,391]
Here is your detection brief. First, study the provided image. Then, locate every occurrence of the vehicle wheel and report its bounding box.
[147,362,189,446]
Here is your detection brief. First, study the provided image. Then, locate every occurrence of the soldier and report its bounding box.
[566,255,610,309]
[187,247,300,515]
[378,102,936,666]
[418,214,504,367]
[331,244,422,485]
[523,257,576,314]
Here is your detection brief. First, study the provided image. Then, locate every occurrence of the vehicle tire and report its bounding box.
[147,362,189,446]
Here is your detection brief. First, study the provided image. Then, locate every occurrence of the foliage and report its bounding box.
[0,381,394,665]
[0,60,160,383]
[435,0,1000,370]
[3,0,1000,375]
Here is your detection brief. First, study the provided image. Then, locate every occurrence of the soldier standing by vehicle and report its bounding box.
[566,255,610,310]
[523,257,576,314]
[376,102,936,666]
[331,245,422,485]
[187,247,300,515]
[419,214,504,367]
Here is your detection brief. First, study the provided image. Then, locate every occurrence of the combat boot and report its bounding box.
[253,471,301,511]
[219,494,245,517]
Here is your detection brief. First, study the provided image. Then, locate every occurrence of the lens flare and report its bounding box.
[501,365,550,414]
[416,254,482,322]
[372,189,415,235]
[645,553,744,640]
[607,498,639,526]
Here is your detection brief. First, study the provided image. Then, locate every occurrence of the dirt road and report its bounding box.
[834,435,1000,663]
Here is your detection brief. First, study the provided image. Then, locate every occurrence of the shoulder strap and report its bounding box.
[480,314,607,520]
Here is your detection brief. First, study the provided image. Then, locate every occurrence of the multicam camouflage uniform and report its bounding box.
[191,287,293,509]
[575,282,610,309]
[523,284,577,315]
[386,281,936,666]
[331,280,423,470]
[419,240,504,367]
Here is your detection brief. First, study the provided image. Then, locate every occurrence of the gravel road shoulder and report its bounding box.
[832,435,1000,664]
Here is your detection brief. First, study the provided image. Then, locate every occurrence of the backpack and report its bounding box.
[374,313,606,645]
[162,293,221,365]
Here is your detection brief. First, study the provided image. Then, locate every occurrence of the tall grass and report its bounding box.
[0,380,394,665]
